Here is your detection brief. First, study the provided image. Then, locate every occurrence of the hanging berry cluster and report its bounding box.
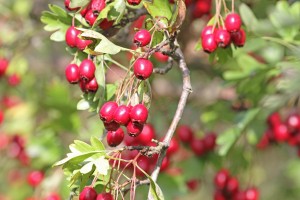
[79,186,113,200]
[214,169,259,200]
[257,112,300,156]
[201,0,246,53]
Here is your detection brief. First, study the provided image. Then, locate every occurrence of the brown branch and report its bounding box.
[147,42,192,200]
[153,58,174,75]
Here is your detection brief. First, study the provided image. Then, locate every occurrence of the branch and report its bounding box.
[147,42,192,200]
[153,58,174,75]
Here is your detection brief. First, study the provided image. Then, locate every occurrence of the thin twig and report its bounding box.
[153,58,174,75]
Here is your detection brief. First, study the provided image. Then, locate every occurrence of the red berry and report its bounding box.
[231,28,246,47]
[203,132,217,151]
[0,58,9,76]
[99,19,114,30]
[186,179,200,191]
[64,0,80,11]
[214,169,230,190]
[288,133,300,146]
[134,29,151,47]
[192,0,211,18]
[201,25,215,38]
[104,121,120,131]
[177,125,194,143]
[0,110,3,125]
[65,26,80,48]
[233,191,246,200]
[7,73,21,86]
[256,131,270,149]
[191,138,206,156]
[133,58,153,80]
[127,0,142,6]
[65,63,80,84]
[79,80,88,93]
[79,187,97,200]
[226,177,239,195]
[166,138,180,156]
[79,59,96,81]
[90,0,106,14]
[113,105,131,125]
[80,5,90,17]
[136,156,151,176]
[27,170,44,187]
[136,124,156,145]
[214,191,226,200]
[76,36,93,50]
[99,101,118,123]
[96,193,113,200]
[286,113,300,132]
[85,10,98,26]
[86,77,98,92]
[273,123,290,142]
[267,112,281,128]
[107,128,124,147]
[225,13,242,32]
[126,121,144,137]
[244,187,259,200]
[153,52,168,62]
[45,193,61,200]
[160,156,170,172]
[214,29,231,47]
[202,34,217,53]
[130,104,148,124]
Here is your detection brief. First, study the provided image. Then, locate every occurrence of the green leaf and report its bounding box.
[77,99,90,110]
[93,156,110,175]
[109,0,126,23]
[105,84,117,101]
[151,31,164,47]
[146,174,165,200]
[143,0,172,26]
[90,136,105,150]
[239,3,258,31]
[69,0,90,8]
[80,162,94,174]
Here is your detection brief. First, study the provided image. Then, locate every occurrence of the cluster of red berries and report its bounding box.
[0,57,21,86]
[65,59,98,93]
[214,169,259,200]
[99,101,149,147]
[201,13,246,53]
[79,186,113,200]
[257,112,300,155]
[176,125,217,156]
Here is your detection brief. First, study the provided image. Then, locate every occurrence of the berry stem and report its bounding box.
[232,0,235,13]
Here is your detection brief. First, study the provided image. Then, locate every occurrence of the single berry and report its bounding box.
[113,105,131,125]
[177,125,194,143]
[85,10,98,26]
[0,58,9,76]
[0,110,3,125]
[214,191,226,200]
[203,132,217,151]
[160,156,170,172]
[80,5,90,17]
[214,169,230,190]
[79,80,87,93]
[65,63,80,84]
[166,138,180,156]
[86,77,98,92]
[153,52,168,62]
[107,128,124,147]
[134,29,151,47]
[233,191,246,200]
[225,13,242,32]
[214,28,231,47]
[65,26,80,48]
[104,121,120,131]
[201,25,216,38]
[45,193,61,200]
[99,19,114,30]
[244,187,259,200]
[130,104,148,124]
[133,58,153,80]
[231,28,246,47]
[76,36,93,50]
[79,59,96,81]
[64,0,80,11]
[226,177,239,195]
[126,121,144,137]
[186,179,200,191]
[79,187,97,200]
[90,0,106,14]
[7,73,21,86]
[192,0,212,18]
[136,156,151,176]
[191,138,206,156]
[202,34,217,53]
[286,113,300,132]
[27,170,44,187]
[127,0,142,6]
[99,101,118,123]
[267,112,281,128]
[273,123,290,142]
[136,124,155,145]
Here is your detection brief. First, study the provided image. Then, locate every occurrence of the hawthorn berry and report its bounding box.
[113,105,131,125]
[186,179,200,191]
[0,58,9,76]
[104,121,120,131]
[79,80,88,93]
[0,110,3,125]
[27,170,44,187]
[45,193,61,200]
[226,177,239,194]
[225,13,242,32]
[133,58,153,80]
[160,157,170,172]
[244,187,259,200]
[191,138,206,156]
[90,0,106,14]
[136,123,155,145]
[86,77,98,92]
[79,187,97,200]
[7,73,21,86]
[126,121,144,137]
[85,10,97,26]
[203,132,217,151]
[99,101,118,123]
[214,191,226,200]
[177,125,194,143]
[65,26,80,48]
[107,128,124,147]
[79,59,96,81]
[214,28,231,48]
[231,28,246,47]
[64,0,80,11]
[130,104,148,124]
[153,52,169,62]
[76,36,93,50]
[99,19,114,30]
[202,34,217,53]
[201,25,215,38]
[286,113,300,132]
[273,123,290,142]
[136,156,151,176]
[80,4,90,17]
[267,112,281,128]
[134,29,151,47]
[214,169,230,190]
[192,0,212,18]
[127,0,142,6]
[166,138,180,156]
[65,63,80,84]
